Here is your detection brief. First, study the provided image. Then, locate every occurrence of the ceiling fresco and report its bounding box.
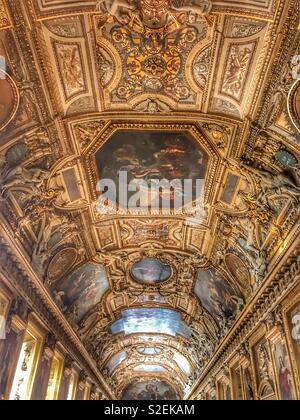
[51,262,109,324]
[194,268,240,322]
[131,258,172,284]
[122,379,179,400]
[110,308,192,338]
[95,130,208,208]
[0,0,299,400]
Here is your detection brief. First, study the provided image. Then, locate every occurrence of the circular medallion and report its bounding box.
[275,150,297,169]
[47,248,78,283]
[143,55,166,77]
[288,79,300,132]
[0,69,19,131]
[131,258,172,284]
[225,253,251,290]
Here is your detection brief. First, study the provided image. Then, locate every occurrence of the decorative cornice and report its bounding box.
[187,231,300,399]
[0,217,114,399]
[245,0,300,155]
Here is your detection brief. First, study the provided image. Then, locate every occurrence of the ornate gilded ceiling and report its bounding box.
[0,0,299,400]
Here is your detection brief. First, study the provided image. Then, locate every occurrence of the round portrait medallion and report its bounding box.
[275,150,297,169]
[288,79,300,132]
[225,253,251,290]
[0,69,19,132]
[131,258,172,284]
[47,247,78,283]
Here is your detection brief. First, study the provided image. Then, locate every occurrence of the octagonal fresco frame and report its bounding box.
[82,121,220,207]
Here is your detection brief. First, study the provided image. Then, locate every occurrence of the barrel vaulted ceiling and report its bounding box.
[0,0,299,399]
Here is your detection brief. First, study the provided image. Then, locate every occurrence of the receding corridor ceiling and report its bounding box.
[0,0,300,401]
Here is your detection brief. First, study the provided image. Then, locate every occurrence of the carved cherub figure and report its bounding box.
[244,163,300,201]
[96,0,137,24]
[247,249,268,286]
[234,216,259,253]
[0,165,48,194]
[170,0,212,16]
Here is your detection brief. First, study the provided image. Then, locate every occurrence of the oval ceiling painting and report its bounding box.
[131,258,172,284]
[122,380,178,400]
[47,247,78,284]
[288,79,300,132]
[225,253,252,291]
[0,69,19,132]
[194,268,238,321]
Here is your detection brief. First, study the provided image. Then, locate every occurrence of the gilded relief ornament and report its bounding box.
[242,161,300,204]
[201,122,231,149]
[97,0,212,33]
[0,163,49,197]
[257,343,273,384]
[96,1,210,104]
[224,253,252,291]
[134,98,171,113]
[0,1,10,29]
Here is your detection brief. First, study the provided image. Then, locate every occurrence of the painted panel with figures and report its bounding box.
[52,262,109,323]
[273,338,295,400]
[122,380,178,400]
[287,302,300,382]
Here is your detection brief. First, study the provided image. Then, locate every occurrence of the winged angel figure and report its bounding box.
[0,155,48,195]
[244,164,300,202]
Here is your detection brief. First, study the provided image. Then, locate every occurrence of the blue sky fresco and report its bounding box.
[106,351,127,373]
[111,308,191,338]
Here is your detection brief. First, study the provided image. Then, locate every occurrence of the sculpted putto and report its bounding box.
[96,0,136,24]
[96,0,212,27]
[0,162,48,195]
[171,0,212,16]
[243,163,300,202]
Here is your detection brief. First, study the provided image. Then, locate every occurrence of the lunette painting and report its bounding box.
[122,380,178,400]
